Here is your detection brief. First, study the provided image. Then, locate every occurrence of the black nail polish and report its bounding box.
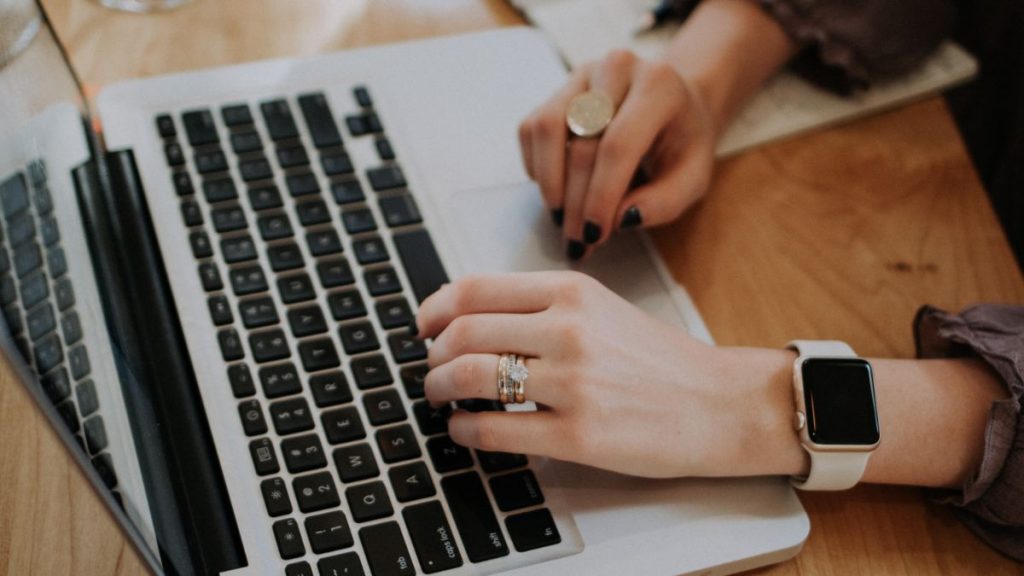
[583,221,602,244]
[620,206,643,229]
[566,240,585,261]
[551,208,565,228]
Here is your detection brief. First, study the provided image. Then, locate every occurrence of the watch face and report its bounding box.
[802,358,879,445]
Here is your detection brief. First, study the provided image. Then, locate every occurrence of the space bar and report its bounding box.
[393,229,450,303]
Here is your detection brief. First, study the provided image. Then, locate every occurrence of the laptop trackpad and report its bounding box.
[445,182,687,328]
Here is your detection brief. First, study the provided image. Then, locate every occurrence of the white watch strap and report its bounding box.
[786,339,871,491]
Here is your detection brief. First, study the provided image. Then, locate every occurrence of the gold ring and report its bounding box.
[566,91,615,138]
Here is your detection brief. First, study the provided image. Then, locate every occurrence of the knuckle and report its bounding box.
[642,60,679,87]
[603,49,636,74]
[452,358,480,394]
[446,316,474,354]
[554,271,596,306]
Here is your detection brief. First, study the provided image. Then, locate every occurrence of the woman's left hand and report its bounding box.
[415,271,802,479]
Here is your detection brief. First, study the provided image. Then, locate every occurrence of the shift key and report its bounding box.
[441,472,509,562]
[402,501,463,573]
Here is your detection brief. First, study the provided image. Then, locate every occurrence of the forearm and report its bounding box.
[661,0,797,136]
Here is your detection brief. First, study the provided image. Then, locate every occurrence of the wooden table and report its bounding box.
[2,0,1022,574]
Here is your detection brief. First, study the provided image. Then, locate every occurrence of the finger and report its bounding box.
[427,313,546,368]
[582,65,679,245]
[424,354,558,407]
[448,410,564,458]
[518,116,535,180]
[530,67,591,216]
[561,137,599,260]
[416,272,566,338]
[614,147,713,228]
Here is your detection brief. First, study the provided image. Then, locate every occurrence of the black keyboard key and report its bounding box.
[238,399,268,436]
[360,522,415,576]
[92,453,117,489]
[27,159,45,186]
[285,562,313,576]
[248,185,282,210]
[477,451,527,474]
[346,113,382,136]
[261,477,292,517]
[346,481,393,522]
[7,304,24,336]
[229,265,268,295]
[353,236,389,265]
[278,273,316,303]
[182,109,219,146]
[165,142,185,167]
[240,157,273,182]
[293,471,340,513]
[221,235,258,263]
[273,518,305,560]
[339,321,379,354]
[181,201,203,226]
[39,217,59,246]
[250,329,290,362]
[268,242,305,271]
[14,242,42,278]
[56,400,79,433]
[402,500,463,573]
[318,259,355,289]
[298,92,343,149]
[9,213,35,245]
[296,200,331,226]
[365,267,401,297]
[61,311,82,346]
[34,333,63,373]
[341,208,377,235]
[33,186,53,215]
[0,276,16,306]
[288,304,327,337]
[208,295,234,326]
[227,363,256,397]
[286,172,319,198]
[218,329,245,361]
[322,406,366,446]
[156,114,176,137]
[331,179,364,205]
[68,346,90,380]
[221,104,253,127]
[277,144,310,168]
[375,137,395,161]
[305,510,353,554]
[505,508,561,552]
[261,99,299,141]
[195,148,228,174]
[270,397,314,435]
[230,131,263,154]
[363,389,405,427]
[379,194,422,228]
[198,262,223,291]
[413,402,449,437]
[389,462,436,503]
[203,177,238,203]
[27,303,55,341]
[0,173,29,218]
[250,437,280,475]
[376,425,421,464]
[321,152,354,176]
[317,553,365,576]
[299,338,341,372]
[490,470,544,511]
[41,367,71,403]
[47,248,68,279]
[442,472,510,562]
[333,443,378,483]
[75,379,99,417]
[307,229,343,256]
[393,229,449,303]
[282,433,328,473]
[257,213,294,241]
[310,371,352,407]
[366,166,406,192]
[388,333,427,364]
[353,86,372,108]
[352,355,392,389]
[239,296,279,328]
[376,298,411,329]
[427,436,473,473]
[259,363,302,398]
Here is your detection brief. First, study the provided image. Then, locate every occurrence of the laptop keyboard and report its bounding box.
[0,162,120,493]
[158,87,563,574]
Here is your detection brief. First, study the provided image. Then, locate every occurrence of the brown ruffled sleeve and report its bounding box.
[914,304,1024,561]
[754,0,957,94]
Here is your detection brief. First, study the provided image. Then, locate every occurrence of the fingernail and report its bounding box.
[566,240,585,261]
[583,221,602,244]
[409,318,420,337]
[620,206,643,229]
[551,208,564,228]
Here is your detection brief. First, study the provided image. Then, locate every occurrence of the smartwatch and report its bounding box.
[787,340,880,491]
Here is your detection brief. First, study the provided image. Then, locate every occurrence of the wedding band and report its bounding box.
[497,353,512,404]
[497,353,530,405]
[511,355,528,404]
[566,91,615,138]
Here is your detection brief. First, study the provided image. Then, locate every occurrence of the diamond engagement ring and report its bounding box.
[497,353,529,405]
[566,90,615,138]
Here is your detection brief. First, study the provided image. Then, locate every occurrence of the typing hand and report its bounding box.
[415,272,802,479]
[518,50,716,260]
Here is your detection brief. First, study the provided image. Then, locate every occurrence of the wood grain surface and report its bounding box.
[1,0,1021,574]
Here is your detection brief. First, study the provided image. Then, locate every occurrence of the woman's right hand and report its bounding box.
[518,49,717,260]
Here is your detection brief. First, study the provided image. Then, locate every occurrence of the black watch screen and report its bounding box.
[802,358,879,445]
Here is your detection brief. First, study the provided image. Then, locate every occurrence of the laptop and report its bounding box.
[0,3,808,575]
